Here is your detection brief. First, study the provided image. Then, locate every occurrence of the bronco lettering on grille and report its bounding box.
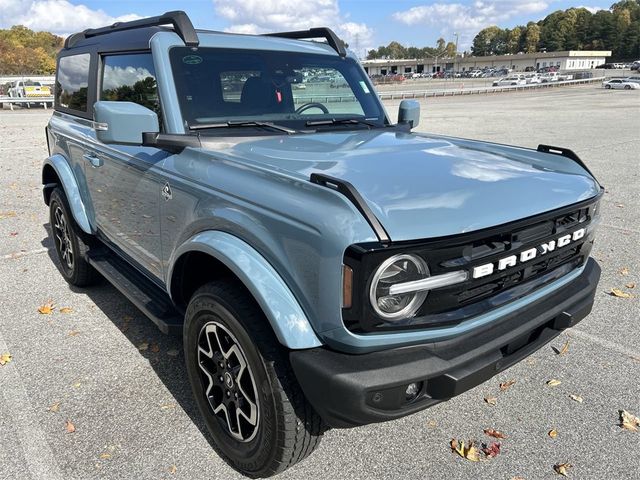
[472,228,586,279]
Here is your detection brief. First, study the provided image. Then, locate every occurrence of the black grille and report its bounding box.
[343,195,600,333]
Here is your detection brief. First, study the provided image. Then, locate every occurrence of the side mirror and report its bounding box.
[93,101,159,145]
[398,100,420,129]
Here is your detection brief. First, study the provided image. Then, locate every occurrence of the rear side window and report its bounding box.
[56,54,91,112]
[101,53,160,117]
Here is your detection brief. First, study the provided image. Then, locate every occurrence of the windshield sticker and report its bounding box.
[359,80,370,94]
[182,55,203,65]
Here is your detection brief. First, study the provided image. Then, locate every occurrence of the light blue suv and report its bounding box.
[43,11,602,476]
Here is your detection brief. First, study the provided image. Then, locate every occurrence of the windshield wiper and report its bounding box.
[305,118,378,128]
[189,121,296,134]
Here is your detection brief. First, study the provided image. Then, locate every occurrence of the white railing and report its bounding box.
[376,76,606,100]
[0,96,54,110]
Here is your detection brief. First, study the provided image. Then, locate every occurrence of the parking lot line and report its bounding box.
[0,333,63,480]
[569,328,640,359]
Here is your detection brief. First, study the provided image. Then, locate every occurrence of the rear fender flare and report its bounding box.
[168,231,323,350]
[43,154,91,234]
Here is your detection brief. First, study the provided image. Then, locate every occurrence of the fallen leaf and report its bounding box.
[38,301,55,315]
[554,463,572,476]
[168,465,177,474]
[99,453,112,460]
[619,267,629,276]
[450,439,480,462]
[547,379,562,387]
[0,352,12,366]
[49,402,61,413]
[484,396,497,406]
[620,410,640,432]
[499,380,516,391]
[150,343,160,353]
[160,403,176,410]
[610,288,632,298]
[0,211,16,219]
[616,203,624,208]
[554,340,570,355]
[482,441,501,458]
[72,382,81,388]
[427,420,437,429]
[59,307,73,314]
[626,283,636,289]
[167,349,179,357]
[569,394,583,403]
[549,429,558,438]
[9,231,18,237]
[137,342,149,351]
[68,330,80,337]
[484,428,507,439]
[65,420,76,433]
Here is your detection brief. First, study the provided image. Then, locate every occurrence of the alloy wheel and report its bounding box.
[197,321,260,442]
[53,205,74,270]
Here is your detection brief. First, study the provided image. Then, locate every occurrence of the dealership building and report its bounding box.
[361,50,612,74]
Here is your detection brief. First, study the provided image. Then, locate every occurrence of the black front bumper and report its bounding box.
[290,258,600,428]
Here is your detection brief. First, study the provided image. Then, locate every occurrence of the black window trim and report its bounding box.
[54,50,97,120]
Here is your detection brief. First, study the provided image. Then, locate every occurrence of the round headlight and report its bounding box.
[369,254,429,321]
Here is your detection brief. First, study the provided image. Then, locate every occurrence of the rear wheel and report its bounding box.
[624,85,631,90]
[49,188,99,286]
[605,84,612,89]
[184,281,324,477]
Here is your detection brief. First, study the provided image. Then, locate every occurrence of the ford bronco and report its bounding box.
[43,11,602,477]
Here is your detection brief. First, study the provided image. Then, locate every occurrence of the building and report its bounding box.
[361,50,611,75]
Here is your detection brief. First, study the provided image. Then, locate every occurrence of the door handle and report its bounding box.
[82,152,103,168]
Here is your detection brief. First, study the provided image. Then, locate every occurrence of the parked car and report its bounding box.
[631,61,640,71]
[573,71,594,80]
[524,73,542,84]
[624,76,640,84]
[492,76,526,86]
[596,63,615,69]
[602,79,640,89]
[44,11,603,477]
[540,72,560,82]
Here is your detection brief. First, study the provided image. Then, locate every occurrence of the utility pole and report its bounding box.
[454,32,459,72]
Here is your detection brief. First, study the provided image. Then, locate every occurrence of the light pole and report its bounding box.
[454,32,459,72]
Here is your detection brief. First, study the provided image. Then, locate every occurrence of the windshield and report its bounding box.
[169,47,386,131]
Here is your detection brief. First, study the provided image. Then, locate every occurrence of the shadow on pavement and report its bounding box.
[41,227,217,450]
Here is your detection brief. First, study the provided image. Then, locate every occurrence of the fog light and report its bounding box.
[405,382,422,402]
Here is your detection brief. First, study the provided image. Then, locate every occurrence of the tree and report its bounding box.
[471,26,503,56]
[523,22,541,53]
[0,25,62,74]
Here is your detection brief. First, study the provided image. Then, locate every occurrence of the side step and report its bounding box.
[87,251,184,335]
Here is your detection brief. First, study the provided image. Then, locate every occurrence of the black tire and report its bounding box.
[605,84,611,89]
[49,187,99,287]
[624,85,631,90]
[184,281,324,477]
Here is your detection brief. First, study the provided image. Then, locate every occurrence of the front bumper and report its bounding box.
[290,258,600,428]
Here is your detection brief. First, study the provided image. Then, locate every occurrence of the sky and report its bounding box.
[0,0,610,56]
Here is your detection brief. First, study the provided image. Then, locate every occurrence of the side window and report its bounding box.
[101,54,160,117]
[56,54,91,112]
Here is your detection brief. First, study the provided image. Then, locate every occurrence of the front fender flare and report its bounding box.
[43,154,91,234]
[168,231,323,350]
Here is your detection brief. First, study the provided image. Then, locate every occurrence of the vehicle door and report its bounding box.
[83,52,169,281]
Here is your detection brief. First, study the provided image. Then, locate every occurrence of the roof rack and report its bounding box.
[264,28,347,57]
[64,10,199,49]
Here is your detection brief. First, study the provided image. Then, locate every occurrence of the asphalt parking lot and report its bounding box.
[1,84,639,480]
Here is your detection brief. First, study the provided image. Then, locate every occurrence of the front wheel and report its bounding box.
[184,281,324,477]
[49,188,99,286]
[605,84,612,89]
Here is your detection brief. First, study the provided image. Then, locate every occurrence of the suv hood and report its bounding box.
[213,130,600,241]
